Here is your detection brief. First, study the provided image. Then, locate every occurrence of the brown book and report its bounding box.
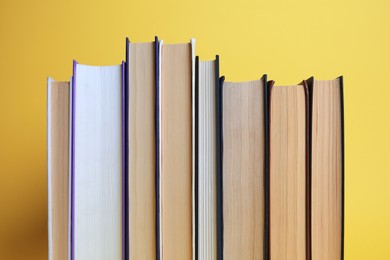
[160,40,195,260]
[268,82,308,260]
[221,76,266,260]
[127,39,157,259]
[308,77,344,260]
[47,78,70,260]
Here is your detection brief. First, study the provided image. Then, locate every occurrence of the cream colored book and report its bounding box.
[160,39,195,260]
[269,83,308,260]
[72,62,124,260]
[308,77,344,260]
[47,78,70,260]
[195,56,219,260]
[221,76,266,260]
[126,38,157,259]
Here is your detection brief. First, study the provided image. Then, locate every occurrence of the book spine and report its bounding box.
[339,76,345,260]
[194,56,199,260]
[302,80,311,260]
[121,60,126,260]
[157,39,163,260]
[216,75,224,260]
[306,76,314,260]
[265,79,274,260]
[125,37,129,260]
[154,36,161,260]
[264,76,271,260]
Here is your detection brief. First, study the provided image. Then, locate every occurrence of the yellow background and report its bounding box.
[0,0,389,258]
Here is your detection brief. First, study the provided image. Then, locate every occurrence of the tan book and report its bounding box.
[160,39,195,260]
[127,39,157,259]
[221,76,266,260]
[308,77,344,260]
[268,82,308,260]
[47,78,70,260]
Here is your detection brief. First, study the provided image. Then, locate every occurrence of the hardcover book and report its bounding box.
[126,37,159,260]
[160,39,195,260]
[268,82,308,260]
[219,75,267,260]
[306,77,344,260]
[47,78,71,260]
[195,55,219,260]
[71,62,124,260]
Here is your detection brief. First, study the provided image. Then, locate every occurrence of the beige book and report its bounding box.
[269,84,307,260]
[160,40,195,260]
[128,40,156,259]
[222,78,265,260]
[47,78,70,260]
[310,78,343,260]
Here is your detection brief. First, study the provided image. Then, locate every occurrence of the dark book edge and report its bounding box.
[121,60,126,260]
[301,79,312,260]
[264,76,271,260]
[194,55,199,260]
[265,79,274,260]
[306,76,314,260]
[338,76,345,260]
[214,55,220,260]
[125,38,130,260]
[216,74,224,260]
[154,36,161,260]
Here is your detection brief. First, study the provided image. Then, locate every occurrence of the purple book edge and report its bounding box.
[121,61,126,260]
[154,36,160,260]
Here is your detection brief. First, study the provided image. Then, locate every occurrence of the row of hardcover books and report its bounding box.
[47,37,344,260]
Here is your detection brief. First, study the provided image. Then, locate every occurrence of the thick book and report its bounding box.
[306,77,344,260]
[126,37,159,260]
[47,78,71,260]
[71,61,124,260]
[195,55,219,260]
[219,75,267,260]
[159,39,195,260]
[267,82,309,260]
